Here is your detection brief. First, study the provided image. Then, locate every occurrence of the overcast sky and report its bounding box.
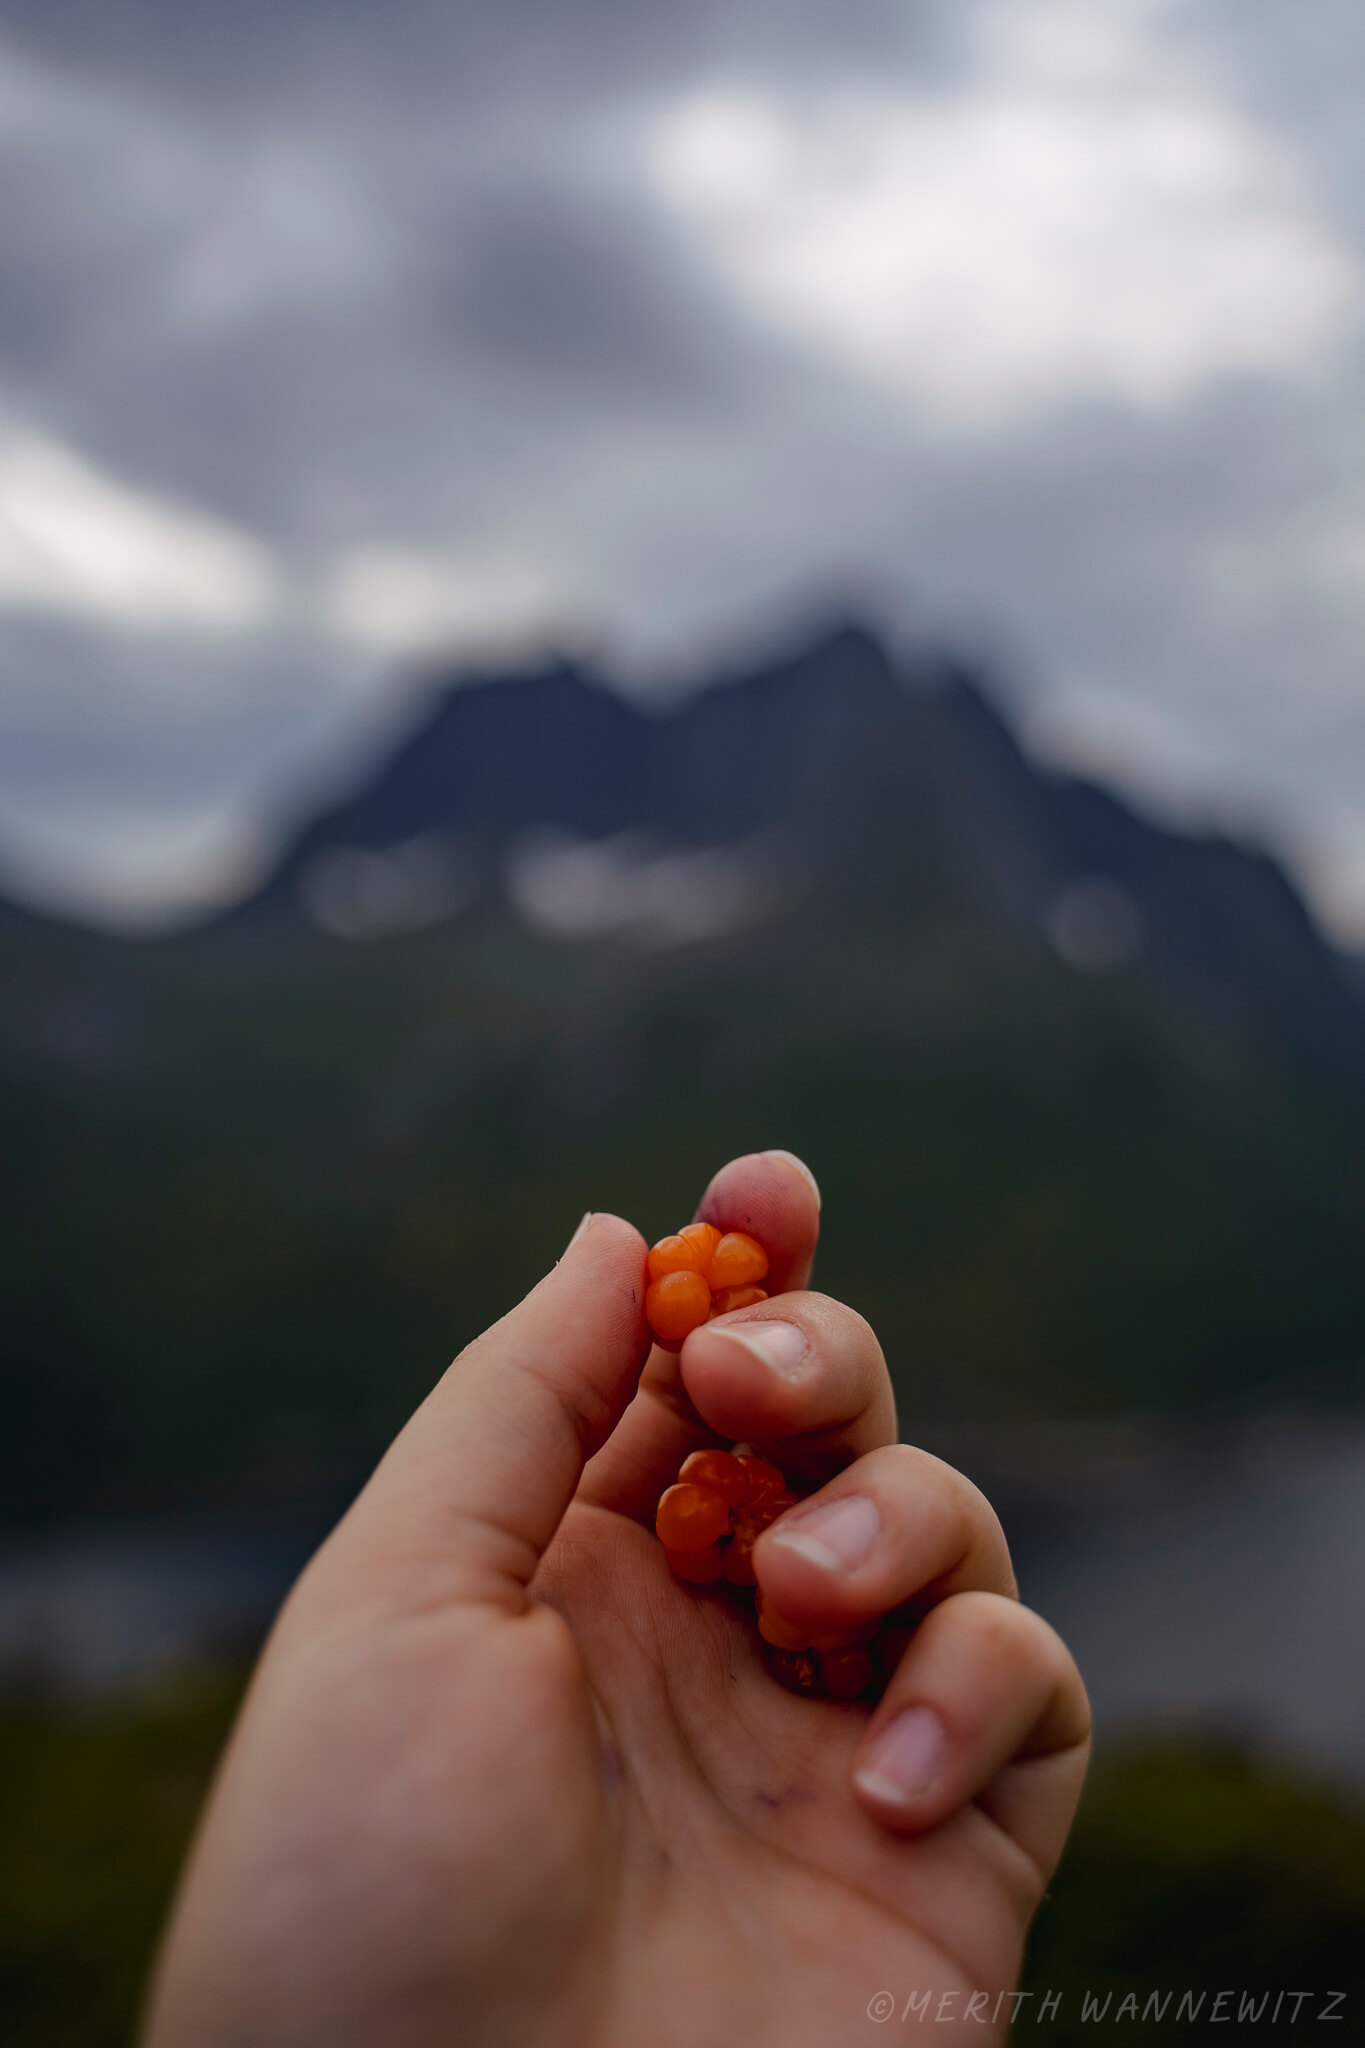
[1,0,1362,938]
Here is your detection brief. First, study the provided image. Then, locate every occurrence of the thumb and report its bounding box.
[324,1212,650,1611]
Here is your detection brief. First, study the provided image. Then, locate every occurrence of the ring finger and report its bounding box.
[753,1441,1018,1634]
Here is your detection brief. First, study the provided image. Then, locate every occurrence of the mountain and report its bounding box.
[238,623,1364,1070]
[3,622,1364,1521]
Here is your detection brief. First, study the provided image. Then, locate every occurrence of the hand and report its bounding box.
[145,1151,1089,2047]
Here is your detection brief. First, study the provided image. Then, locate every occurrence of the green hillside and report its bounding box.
[4,893,1363,1520]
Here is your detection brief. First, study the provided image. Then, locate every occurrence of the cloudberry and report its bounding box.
[644,1269,712,1343]
[756,1593,812,1652]
[655,1482,730,1552]
[708,1232,769,1291]
[664,1544,726,1584]
[643,1223,768,1346]
[722,1522,759,1585]
[735,1455,787,1508]
[766,1648,819,1694]
[642,1218,895,1702]
[678,1220,722,1268]
[653,1439,897,1703]
[709,1284,768,1317]
[819,1646,874,1701]
[647,1236,704,1282]
[678,1448,747,1509]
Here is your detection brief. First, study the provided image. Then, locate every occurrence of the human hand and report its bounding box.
[145,1151,1089,2046]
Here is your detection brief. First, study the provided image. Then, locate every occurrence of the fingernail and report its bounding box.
[563,1211,592,1255]
[768,1492,880,1571]
[855,1706,946,1805]
[709,1319,811,1381]
[764,1149,821,1209]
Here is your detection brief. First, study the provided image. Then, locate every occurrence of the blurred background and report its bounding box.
[2,1,1364,2040]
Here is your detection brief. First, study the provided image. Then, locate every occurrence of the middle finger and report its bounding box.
[579,1292,897,1522]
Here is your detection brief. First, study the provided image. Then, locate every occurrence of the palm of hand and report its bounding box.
[425,1501,1033,2048]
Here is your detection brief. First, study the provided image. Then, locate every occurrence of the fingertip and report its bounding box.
[561,1210,594,1255]
[694,1150,821,1294]
[852,1704,950,1833]
[763,1149,821,1209]
[559,1207,648,1269]
[545,1208,650,1357]
[850,1594,1091,1841]
[338,1210,653,1609]
[679,1315,818,1438]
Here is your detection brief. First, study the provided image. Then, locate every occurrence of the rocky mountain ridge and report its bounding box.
[226,622,1363,1071]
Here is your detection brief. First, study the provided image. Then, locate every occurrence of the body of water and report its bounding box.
[3,1416,1363,1785]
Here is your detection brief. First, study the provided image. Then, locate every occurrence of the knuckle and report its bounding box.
[971,1593,1064,1675]
[872,1440,930,1483]
[932,1587,1026,1659]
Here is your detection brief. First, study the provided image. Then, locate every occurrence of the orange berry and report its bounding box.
[678,1448,747,1509]
[664,1543,725,1583]
[645,1269,712,1343]
[655,1482,730,1552]
[708,1231,768,1290]
[819,1646,874,1701]
[678,1220,722,1275]
[766,1647,819,1695]
[722,1522,759,1585]
[757,1595,812,1652]
[708,1284,768,1317]
[735,1455,786,1508]
[647,1234,707,1282]
[747,1492,798,1539]
[745,1494,797,1541]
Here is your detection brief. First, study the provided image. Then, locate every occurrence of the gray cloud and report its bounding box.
[0,0,1362,935]
[423,181,747,409]
[0,0,951,113]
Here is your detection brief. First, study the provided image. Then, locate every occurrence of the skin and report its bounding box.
[144,1150,1090,2047]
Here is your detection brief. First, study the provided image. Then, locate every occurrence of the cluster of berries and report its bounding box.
[654,1445,879,1702]
[644,1222,769,1344]
[645,1220,906,1702]
[655,1446,796,1585]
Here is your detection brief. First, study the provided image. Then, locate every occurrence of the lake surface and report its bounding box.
[4,1415,1363,1786]
[981,1415,1365,1784]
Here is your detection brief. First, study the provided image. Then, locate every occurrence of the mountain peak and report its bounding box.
[223,619,1365,1069]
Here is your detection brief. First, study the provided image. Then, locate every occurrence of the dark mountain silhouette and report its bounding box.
[235,623,1364,1069]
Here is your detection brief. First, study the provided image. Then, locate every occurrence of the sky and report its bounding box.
[0,0,1362,939]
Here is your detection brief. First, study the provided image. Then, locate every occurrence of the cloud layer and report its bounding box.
[652,18,1353,421]
[0,0,1361,936]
